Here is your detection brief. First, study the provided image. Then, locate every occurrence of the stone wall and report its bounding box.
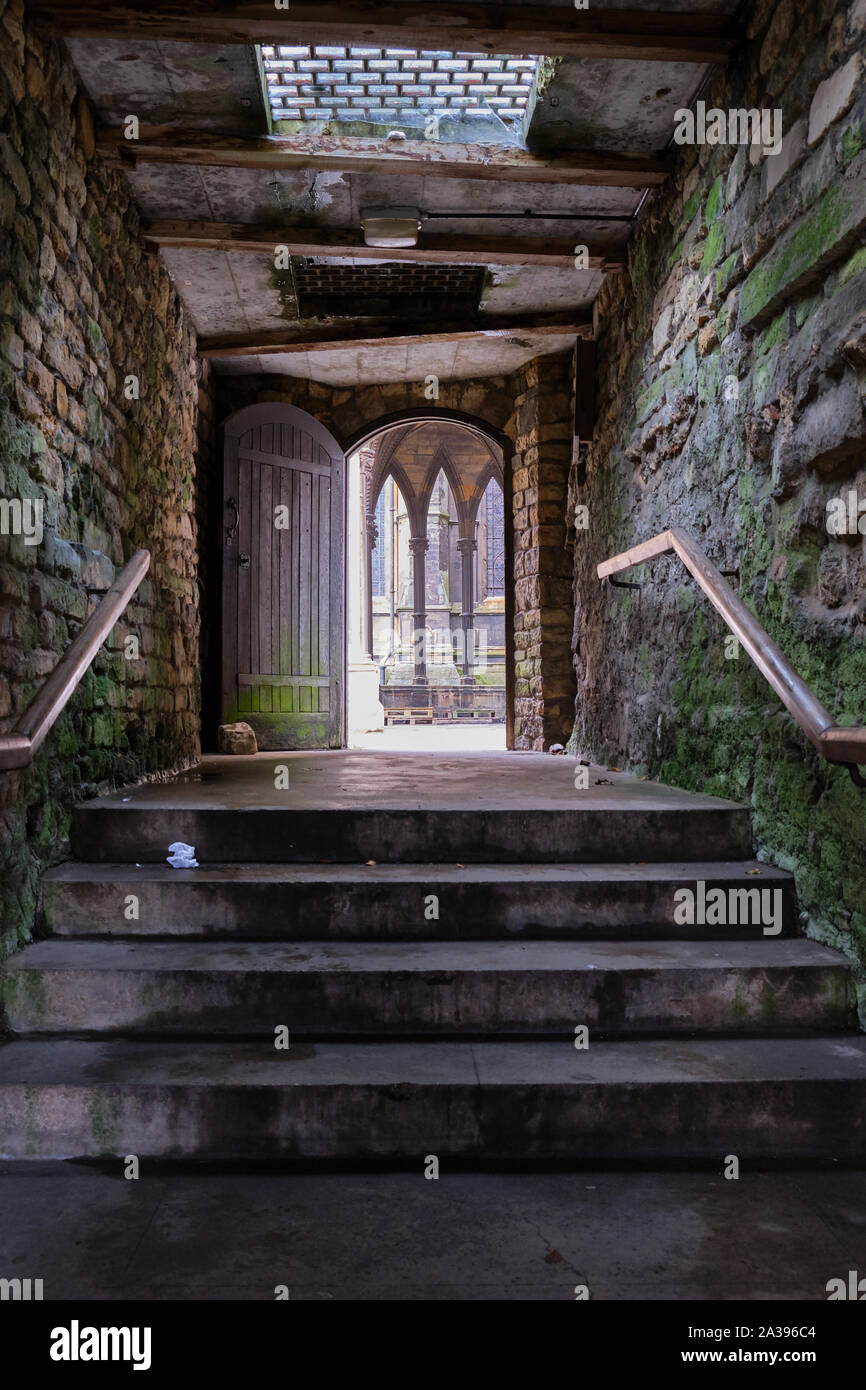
[572,0,866,976]
[216,357,575,749]
[511,353,577,749]
[217,372,516,458]
[0,0,213,957]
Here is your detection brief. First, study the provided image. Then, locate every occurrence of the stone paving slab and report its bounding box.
[0,1165,862,1300]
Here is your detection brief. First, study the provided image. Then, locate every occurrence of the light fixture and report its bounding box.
[360,206,422,249]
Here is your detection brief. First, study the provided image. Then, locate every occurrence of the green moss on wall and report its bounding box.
[740,183,850,325]
[572,9,866,1017]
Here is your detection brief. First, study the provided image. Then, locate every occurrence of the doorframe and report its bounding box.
[341,408,516,749]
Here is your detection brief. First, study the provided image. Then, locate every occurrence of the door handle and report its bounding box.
[225,497,239,546]
[238,554,251,569]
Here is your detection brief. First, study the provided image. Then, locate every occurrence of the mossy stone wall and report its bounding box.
[572,0,866,990]
[0,0,214,957]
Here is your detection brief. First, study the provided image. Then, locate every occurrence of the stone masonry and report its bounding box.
[0,0,214,957]
[572,0,866,983]
[511,353,577,748]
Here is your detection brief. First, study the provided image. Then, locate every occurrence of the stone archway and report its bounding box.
[345,411,515,747]
[217,354,576,751]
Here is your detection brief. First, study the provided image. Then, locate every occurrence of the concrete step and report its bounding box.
[43,861,794,939]
[0,939,852,1037]
[70,802,753,865]
[2,1035,865,1161]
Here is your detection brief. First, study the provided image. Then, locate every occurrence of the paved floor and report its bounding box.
[89,751,744,813]
[0,1165,862,1300]
[350,725,506,752]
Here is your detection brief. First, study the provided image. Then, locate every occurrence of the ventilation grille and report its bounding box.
[260,45,538,125]
[294,262,487,322]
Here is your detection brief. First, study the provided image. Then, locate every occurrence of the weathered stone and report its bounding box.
[218,722,258,755]
[698,321,719,355]
[0,9,214,959]
[652,304,674,356]
[774,375,865,481]
[765,117,807,196]
[740,154,866,326]
[808,52,860,146]
[759,0,796,73]
[0,132,29,204]
[571,0,866,988]
[74,92,95,161]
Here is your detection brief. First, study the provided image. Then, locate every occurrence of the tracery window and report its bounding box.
[483,480,505,597]
[371,487,387,596]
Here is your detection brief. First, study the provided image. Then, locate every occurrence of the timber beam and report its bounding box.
[32,4,735,64]
[199,316,592,358]
[99,129,671,191]
[144,219,624,270]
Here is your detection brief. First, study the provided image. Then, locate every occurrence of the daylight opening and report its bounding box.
[259,45,540,142]
[346,423,508,750]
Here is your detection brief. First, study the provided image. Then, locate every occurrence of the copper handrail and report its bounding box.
[597,526,866,780]
[0,549,151,772]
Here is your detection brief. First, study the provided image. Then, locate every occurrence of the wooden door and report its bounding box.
[222,403,344,749]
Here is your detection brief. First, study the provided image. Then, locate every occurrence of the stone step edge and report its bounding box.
[44,860,792,882]
[2,1035,866,1084]
[1,937,842,972]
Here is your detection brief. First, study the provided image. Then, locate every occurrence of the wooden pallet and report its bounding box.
[384,707,435,725]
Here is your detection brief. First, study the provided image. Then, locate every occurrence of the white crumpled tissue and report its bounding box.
[167,841,199,869]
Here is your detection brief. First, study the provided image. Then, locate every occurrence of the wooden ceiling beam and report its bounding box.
[144,219,624,270]
[99,129,670,190]
[199,316,592,359]
[32,3,734,63]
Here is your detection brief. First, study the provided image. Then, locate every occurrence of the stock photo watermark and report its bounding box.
[673,101,783,156]
[826,489,866,535]
[0,497,43,546]
[673,881,783,935]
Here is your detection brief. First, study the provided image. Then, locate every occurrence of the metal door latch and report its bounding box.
[225,497,239,547]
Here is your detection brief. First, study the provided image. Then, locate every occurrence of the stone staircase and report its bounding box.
[2,760,866,1162]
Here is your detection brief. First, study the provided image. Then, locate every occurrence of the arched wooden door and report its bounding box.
[222,403,344,749]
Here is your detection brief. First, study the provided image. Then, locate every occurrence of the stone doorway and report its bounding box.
[345,419,511,750]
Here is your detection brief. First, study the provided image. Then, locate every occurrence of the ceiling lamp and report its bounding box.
[360,206,422,249]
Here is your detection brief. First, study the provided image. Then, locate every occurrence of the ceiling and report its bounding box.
[370,420,504,534]
[54,1,741,386]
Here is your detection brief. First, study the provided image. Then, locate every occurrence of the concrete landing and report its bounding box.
[71,752,752,864]
[75,751,747,813]
[2,1165,863,1300]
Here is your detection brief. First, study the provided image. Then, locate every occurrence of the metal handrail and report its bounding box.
[597,526,866,783]
[0,549,151,772]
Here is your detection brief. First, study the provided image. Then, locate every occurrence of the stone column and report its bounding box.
[457,535,477,685]
[408,535,429,686]
[347,447,384,739]
[358,446,377,660]
[364,513,377,660]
